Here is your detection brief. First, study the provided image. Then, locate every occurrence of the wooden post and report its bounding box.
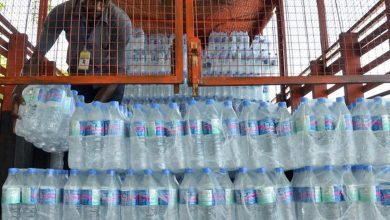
[310,61,328,98]
[290,85,302,110]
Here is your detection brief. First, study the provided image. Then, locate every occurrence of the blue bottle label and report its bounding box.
[321,185,343,203]
[381,188,390,205]
[137,189,158,206]
[202,119,222,135]
[295,115,316,132]
[84,120,104,136]
[371,115,390,131]
[179,188,197,205]
[215,189,226,205]
[81,189,101,206]
[165,120,184,137]
[2,188,21,204]
[276,186,293,204]
[105,120,124,136]
[317,115,335,131]
[352,115,371,131]
[132,121,146,137]
[22,187,38,204]
[101,189,120,206]
[293,187,321,203]
[223,119,240,136]
[239,120,259,136]
[189,120,202,135]
[341,114,353,131]
[146,121,165,137]
[258,118,276,135]
[235,189,256,205]
[275,120,293,137]
[37,89,47,102]
[158,189,177,205]
[64,189,81,205]
[39,188,61,205]
[46,89,65,102]
[121,190,137,206]
[198,190,216,206]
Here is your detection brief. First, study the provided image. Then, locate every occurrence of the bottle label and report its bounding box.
[225,189,234,205]
[202,119,222,135]
[70,121,84,136]
[81,189,101,206]
[2,188,20,204]
[381,187,390,206]
[223,119,240,136]
[359,185,380,203]
[371,115,390,131]
[146,121,165,137]
[158,189,177,205]
[295,115,316,132]
[317,115,335,131]
[64,189,81,205]
[352,115,371,131]
[179,188,197,205]
[239,120,259,136]
[256,187,276,204]
[343,185,359,202]
[121,190,137,206]
[341,114,353,131]
[101,189,120,206]
[137,189,158,206]
[188,119,202,135]
[165,120,184,137]
[275,120,293,137]
[276,186,293,204]
[198,189,216,206]
[46,89,65,103]
[105,120,125,136]
[39,188,61,205]
[258,118,276,135]
[321,185,343,203]
[235,189,256,205]
[215,189,225,205]
[133,121,146,137]
[22,187,38,204]
[84,120,104,136]
[293,187,321,203]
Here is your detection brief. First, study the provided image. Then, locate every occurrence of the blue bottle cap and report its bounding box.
[27,168,38,174]
[362,165,373,172]
[300,97,309,103]
[356,97,365,103]
[72,90,78,96]
[106,169,116,176]
[274,167,284,173]
[374,96,382,103]
[144,169,153,175]
[238,167,248,173]
[304,166,314,172]
[110,101,119,108]
[224,100,233,107]
[92,101,101,107]
[70,169,79,176]
[184,168,193,174]
[134,103,142,109]
[8,168,19,175]
[256,167,267,174]
[151,103,160,109]
[162,169,171,175]
[382,166,390,173]
[46,169,56,175]
[169,102,178,109]
[336,97,345,103]
[342,165,352,171]
[203,167,212,174]
[260,101,268,108]
[126,169,134,176]
[219,168,228,174]
[318,98,327,103]
[278,102,287,108]
[88,169,97,175]
[206,99,215,105]
[188,99,197,106]
[322,165,334,171]
[76,102,84,108]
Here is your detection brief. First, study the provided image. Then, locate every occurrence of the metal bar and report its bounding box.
[316,0,329,59]
[0,14,19,34]
[367,89,390,99]
[174,0,184,81]
[362,71,390,92]
[310,61,328,98]
[327,84,343,95]
[349,0,385,33]
[357,11,386,37]
[275,0,288,100]
[361,50,390,73]
[186,0,195,39]
[37,0,49,42]
[360,30,389,55]
[359,23,387,51]
[386,0,390,43]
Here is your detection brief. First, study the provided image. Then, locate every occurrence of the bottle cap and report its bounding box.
[278,102,287,108]
[144,169,153,175]
[202,167,212,174]
[8,168,19,175]
[274,167,284,173]
[256,167,267,174]
[126,169,134,176]
[184,168,193,174]
[88,169,97,175]
[238,167,248,173]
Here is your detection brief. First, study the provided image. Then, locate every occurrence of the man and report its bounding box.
[12,0,132,121]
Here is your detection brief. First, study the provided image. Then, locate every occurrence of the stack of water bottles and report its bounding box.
[3,165,390,220]
[15,85,78,153]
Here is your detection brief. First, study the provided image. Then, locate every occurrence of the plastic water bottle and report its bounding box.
[63,169,82,220]
[316,165,343,219]
[146,103,166,170]
[234,167,256,220]
[202,99,223,168]
[157,169,179,220]
[294,97,316,133]
[355,165,381,220]
[292,166,321,220]
[239,100,259,169]
[313,98,335,132]
[99,170,120,220]
[257,102,277,167]
[137,169,159,220]
[251,167,277,219]
[352,97,372,131]
[84,102,104,169]
[38,169,62,220]
[165,103,186,171]
[179,168,198,220]
[196,168,222,219]
[340,165,360,219]
[221,100,241,169]
[274,102,293,167]
[216,168,235,220]
[20,168,39,220]
[104,101,126,169]
[378,166,390,219]
[184,99,205,169]
[81,169,101,220]
[121,169,138,220]
[68,102,85,169]
[2,168,21,220]
[271,167,295,220]
[370,96,389,131]
[129,103,148,170]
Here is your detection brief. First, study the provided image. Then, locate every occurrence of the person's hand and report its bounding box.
[11,87,26,133]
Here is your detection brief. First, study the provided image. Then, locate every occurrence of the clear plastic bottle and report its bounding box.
[257,102,277,167]
[157,169,179,220]
[120,169,138,220]
[84,102,104,169]
[234,167,256,220]
[270,167,295,220]
[239,100,259,169]
[293,97,316,133]
[99,170,120,220]
[370,96,389,132]
[81,169,101,220]
[313,98,335,132]
[274,102,293,167]
[129,103,148,170]
[221,100,241,169]
[251,167,277,219]
[165,103,186,171]
[2,168,21,220]
[352,97,372,131]
[136,169,159,220]
[146,103,166,170]
[21,168,39,220]
[68,102,85,169]
[340,165,360,219]
[202,99,223,168]
[179,168,198,220]
[63,169,82,220]
[184,99,205,169]
[377,165,390,219]
[38,169,62,220]
[215,168,235,220]
[196,167,222,220]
